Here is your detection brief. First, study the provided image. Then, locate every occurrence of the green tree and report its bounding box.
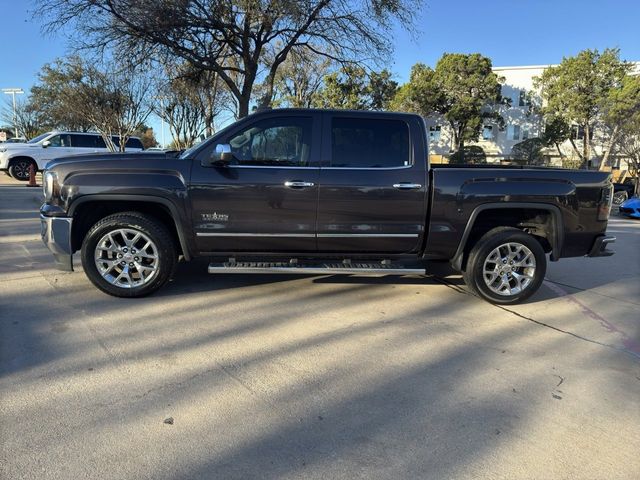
[601,74,640,172]
[510,138,547,165]
[534,48,630,166]
[315,66,397,110]
[541,116,572,159]
[604,75,640,192]
[133,126,158,150]
[30,58,95,132]
[392,54,504,155]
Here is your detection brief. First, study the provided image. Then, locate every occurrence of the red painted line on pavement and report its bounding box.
[544,280,640,356]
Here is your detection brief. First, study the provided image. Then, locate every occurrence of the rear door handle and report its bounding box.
[393,183,422,190]
[284,181,315,188]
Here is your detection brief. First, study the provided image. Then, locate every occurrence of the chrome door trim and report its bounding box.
[196,232,420,238]
[226,165,319,170]
[321,165,413,171]
[317,233,419,238]
[196,232,315,237]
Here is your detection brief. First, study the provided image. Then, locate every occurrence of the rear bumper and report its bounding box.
[40,214,74,271]
[587,235,615,257]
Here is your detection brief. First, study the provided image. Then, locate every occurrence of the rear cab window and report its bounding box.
[330,117,411,168]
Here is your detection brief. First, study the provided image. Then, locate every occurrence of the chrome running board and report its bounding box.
[208,260,425,276]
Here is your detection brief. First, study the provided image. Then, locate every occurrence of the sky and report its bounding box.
[1,0,639,144]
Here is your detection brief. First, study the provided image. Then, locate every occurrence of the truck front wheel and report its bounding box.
[462,227,546,305]
[81,212,177,297]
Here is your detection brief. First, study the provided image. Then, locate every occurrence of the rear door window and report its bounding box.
[330,117,411,168]
[126,138,144,149]
[70,134,97,148]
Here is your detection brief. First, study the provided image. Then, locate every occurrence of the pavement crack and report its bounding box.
[554,375,564,387]
[433,276,640,361]
[543,278,640,307]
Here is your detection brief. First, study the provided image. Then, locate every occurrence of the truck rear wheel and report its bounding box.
[462,227,546,305]
[81,212,177,297]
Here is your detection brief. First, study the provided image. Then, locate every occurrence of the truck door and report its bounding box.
[189,113,321,253]
[316,113,428,253]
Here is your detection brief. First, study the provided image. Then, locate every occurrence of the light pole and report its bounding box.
[154,95,167,148]
[2,88,24,138]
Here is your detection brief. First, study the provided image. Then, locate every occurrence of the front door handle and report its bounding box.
[284,181,315,188]
[393,183,422,190]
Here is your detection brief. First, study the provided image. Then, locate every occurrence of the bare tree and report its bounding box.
[1,98,43,140]
[36,56,153,151]
[272,48,333,108]
[36,0,421,118]
[156,62,230,150]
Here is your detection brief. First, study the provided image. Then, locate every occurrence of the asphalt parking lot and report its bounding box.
[1,174,639,480]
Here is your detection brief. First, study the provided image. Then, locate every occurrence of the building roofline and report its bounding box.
[492,65,556,71]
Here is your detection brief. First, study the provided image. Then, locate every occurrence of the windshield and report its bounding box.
[27,133,51,144]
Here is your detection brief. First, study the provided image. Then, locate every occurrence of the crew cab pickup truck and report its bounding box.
[40,109,615,304]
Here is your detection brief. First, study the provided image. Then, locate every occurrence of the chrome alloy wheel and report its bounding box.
[482,242,536,296]
[94,228,159,288]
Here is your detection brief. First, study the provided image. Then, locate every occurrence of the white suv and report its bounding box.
[0,131,144,181]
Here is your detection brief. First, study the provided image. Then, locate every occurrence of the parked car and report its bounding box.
[1,137,27,144]
[619,196,640,219]
[40,109,615,304]
[0,131,144,180]
[613,181,636,206]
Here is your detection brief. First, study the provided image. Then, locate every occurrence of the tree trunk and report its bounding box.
[599,125,620,171]
[568,137,585,162]
[583,123,591,169]
[237,96,250,118]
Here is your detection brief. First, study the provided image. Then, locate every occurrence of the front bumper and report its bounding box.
[587,235,616,257]
[40,214,74,271]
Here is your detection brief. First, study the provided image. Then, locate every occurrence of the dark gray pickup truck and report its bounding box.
[40,109,615,304]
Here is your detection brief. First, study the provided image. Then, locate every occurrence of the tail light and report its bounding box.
[597,185,613,221]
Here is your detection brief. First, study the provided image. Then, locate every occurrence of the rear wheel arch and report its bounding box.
[69,196,192,261]
[451,203,563,271]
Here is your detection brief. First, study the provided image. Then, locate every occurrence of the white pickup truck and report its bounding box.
[0,131,144,180]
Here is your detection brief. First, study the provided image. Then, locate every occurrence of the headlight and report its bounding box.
[43,171,57,202]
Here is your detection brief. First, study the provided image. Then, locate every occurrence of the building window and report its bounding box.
[571,125,593,141]
[519,90,527,107]
[522,128,529,140]
[507,124,521,141]
[482,125,494,140]
[429,125,441,142]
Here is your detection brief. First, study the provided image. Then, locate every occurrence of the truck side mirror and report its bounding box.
[42,140,50,148]
[203,143,234,167]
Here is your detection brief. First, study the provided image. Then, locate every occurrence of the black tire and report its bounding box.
[81,212,177,298]
[462,227,546,305]
[612,191,628,206]
[8,158,35,181]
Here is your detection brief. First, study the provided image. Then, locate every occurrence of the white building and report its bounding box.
[426,63,639,168]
